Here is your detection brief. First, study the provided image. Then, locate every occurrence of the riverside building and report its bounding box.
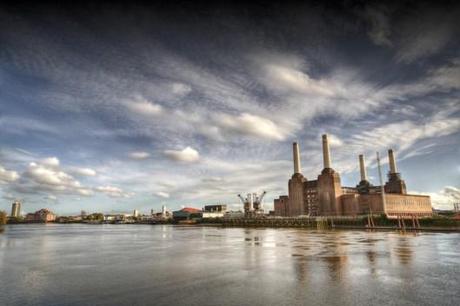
[274,135,433,219]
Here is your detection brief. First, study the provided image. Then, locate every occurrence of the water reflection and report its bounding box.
[0,225,458,306]
[394,236,413,265]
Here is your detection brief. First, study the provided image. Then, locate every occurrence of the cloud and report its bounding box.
[414,186,460,210]
[24,160,82,191]
[129,151,151,160]
[0,164,20,183]
[171,83,192,96]
[125,97,163,116]
[164,147,200,162]
[95,185,134,198]
[394,8,459,63]
[364,5,392,47]
[263,63,335,96]
[41,157,60,168]
[45,194,57,201]
[70,167,97,176]
[327,134,343,147]
[154,191,170,198]
[217,113,287,141]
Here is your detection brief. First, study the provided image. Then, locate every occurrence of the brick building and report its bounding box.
[274,135,433,219]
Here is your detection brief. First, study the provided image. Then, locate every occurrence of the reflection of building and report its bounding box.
[10,201,21,218]
[202,204,227,218]
[26,209,56,222]
[172,207,202,221]
[275,135,433,218]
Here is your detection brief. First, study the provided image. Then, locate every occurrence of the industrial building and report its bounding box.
[274,135,433,219]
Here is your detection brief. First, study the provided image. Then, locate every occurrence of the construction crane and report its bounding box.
[237,191,267,216]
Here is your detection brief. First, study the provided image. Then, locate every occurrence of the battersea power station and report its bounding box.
[274,135,433,218]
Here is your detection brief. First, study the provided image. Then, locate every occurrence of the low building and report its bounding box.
[223,211,245,219]
[202,204,227,218]
[172,207,202,221]
[274,196,289,217]
[26,209,56,223]
[104,214,127,223]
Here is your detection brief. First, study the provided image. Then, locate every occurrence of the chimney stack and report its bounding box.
[293,142,301,174]
[322,134,331,169]
[359,154,367,181]
[388,149,397,174]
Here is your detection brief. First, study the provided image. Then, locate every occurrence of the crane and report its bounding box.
[237,191,267,216]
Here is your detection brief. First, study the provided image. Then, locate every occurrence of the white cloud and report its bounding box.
[70,167,97,176]
[154,191,170,198]
[125,97,163,116]
[263,64,335,96]
[25,161,81,190]
[414,186,460,210]
[164,147,200,163]
[10,157,95,197]
[95,185,133,198]
[0,164,19,183]
[327,134,343,147]
[217,113,286,141]
[41,157,60,168]
[129,151,151,160]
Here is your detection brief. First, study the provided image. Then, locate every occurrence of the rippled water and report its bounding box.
[0,224,459,306]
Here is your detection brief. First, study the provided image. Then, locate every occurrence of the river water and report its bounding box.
[0,224,458,306]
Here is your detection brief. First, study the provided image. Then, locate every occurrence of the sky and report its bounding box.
[0,1,459,215]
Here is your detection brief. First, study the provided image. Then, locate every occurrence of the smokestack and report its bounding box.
[322,134,331,169]
[388,149,397,174]
[293,142,301,174]
[359,154,367,181]
[248,193,254,211]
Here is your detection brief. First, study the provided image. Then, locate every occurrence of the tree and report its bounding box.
[0,211,7,225]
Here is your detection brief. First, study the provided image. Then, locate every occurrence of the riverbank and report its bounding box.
[4,219,460,233]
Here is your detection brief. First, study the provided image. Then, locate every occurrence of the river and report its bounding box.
[0,224,458,305]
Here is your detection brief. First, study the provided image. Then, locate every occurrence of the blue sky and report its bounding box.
[0,2,459,214]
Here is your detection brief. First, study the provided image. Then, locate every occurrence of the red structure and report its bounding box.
[26,209,56,223]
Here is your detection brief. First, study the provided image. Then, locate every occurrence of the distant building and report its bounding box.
[133,209,139,217]
[10,201,21,218]
[173,207,202,221]
[202,204,227,218]
[26,209,56,223]
[104,214,127,223]
[274,135,433,219]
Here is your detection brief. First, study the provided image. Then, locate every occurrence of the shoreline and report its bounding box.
[3,222,460,233]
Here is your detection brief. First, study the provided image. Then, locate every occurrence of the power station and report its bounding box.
[274,135,433,218]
